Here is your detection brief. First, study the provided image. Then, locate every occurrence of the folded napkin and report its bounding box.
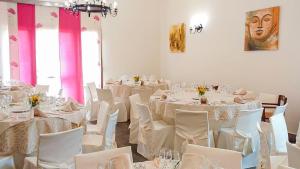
[10,86,21,91]
[106,78,115,84]
[234,96,246,104]
[34,108,48,118]
[233,88,247,95]
[0,112,8,121]
[241,91,256,100]
[98,154,133,169]
[60,98,81,112]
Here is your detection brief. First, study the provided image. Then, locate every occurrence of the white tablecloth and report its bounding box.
[149,90,262,130]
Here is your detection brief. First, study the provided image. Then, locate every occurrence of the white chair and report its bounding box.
[34,85,49,94]
[23,127,84,169]
[75,147,133,169]
[217,108,263,168]
[0,154,15,169]
[128,94,142,144]
[87,82,101,121]
[136,103,174,159]
[82,110,119,153]
[273,103,288,116]
[270,113,289,154]
[184,144,242,169]
[286,142,300,169]
[97,89,128,122]
[174,109,214,153]
[86,101,110,135]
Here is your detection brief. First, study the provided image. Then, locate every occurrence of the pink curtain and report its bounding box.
[59,9,84,103]
[17,4,36,85]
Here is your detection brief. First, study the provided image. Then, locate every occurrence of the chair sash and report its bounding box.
[176,130,208,153]
[233,129,253,156]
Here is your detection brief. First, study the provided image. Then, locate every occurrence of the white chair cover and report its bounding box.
[136,103,174,159]
[75,146,133,169]
[0,155,15,169]
[257,123,271,169]
[128,94,142,144]
[174,109,211,153]
[270,113,289,154]
[97,89,128,122]
[296,122,300,147]
[184,144,242,169]
[217,108,263,168]
[87,82,101,121]
[131,87,153,103]
[273,104,288,116]
[86,101,110,135]
[82,110,119,153]
[23,127,84,169]
[34,85,49,94]
[287,142,300,169]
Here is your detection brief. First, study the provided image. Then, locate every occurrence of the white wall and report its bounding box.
[160,0,300,133]
[102,0,161,82]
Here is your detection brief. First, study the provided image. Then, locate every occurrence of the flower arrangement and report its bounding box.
[29,94,41,107]
[197,85,207,96]
[133,75,140,83]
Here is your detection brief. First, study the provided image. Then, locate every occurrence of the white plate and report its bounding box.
[10,106,31,113]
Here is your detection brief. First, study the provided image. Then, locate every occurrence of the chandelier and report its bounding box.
[65,0,118,17]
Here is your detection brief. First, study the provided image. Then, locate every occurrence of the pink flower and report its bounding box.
[9,35,17,42]
[36,23,43,28]
[10,61,19,68]
[7,8,16,15]
[93,15,100,21]
[50,12,58,18]
[81,27,87,31]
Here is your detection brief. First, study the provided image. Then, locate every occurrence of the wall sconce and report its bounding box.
[190,24,203,34]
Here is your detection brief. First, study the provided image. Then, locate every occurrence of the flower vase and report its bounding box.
[200,95,208,104]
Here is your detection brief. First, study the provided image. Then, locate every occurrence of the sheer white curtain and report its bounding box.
[81,13,102,88]
[35,6,61,96]
[0,2,10,81]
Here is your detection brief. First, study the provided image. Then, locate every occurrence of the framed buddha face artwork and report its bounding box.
[244,6,280,51]
[169,23,186,53]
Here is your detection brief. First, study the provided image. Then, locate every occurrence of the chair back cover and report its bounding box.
[185,144,242,169]
[129,94,142,120]
[35,85,49,94]
[103,110,119,150]
[97,101,110,134]
[136,103,153,128]
[175,110,209,151]
[132,87,153,103]
[270,113,289,153]
[87,82,98,102]
[75,146,133,169]
[236,108,263,134]
[38,127,83,164]
[274,103,288,116]
[97,89,114,106]
[287,142,300,169]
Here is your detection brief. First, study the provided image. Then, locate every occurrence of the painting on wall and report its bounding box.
[169,23,186,53]
[244,6,280,51]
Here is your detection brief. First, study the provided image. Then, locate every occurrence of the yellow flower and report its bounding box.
[197,85,207,96]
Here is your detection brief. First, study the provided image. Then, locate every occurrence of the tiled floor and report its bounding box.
[115,121,147,162]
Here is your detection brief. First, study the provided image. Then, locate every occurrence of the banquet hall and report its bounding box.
[0,0,299,168]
